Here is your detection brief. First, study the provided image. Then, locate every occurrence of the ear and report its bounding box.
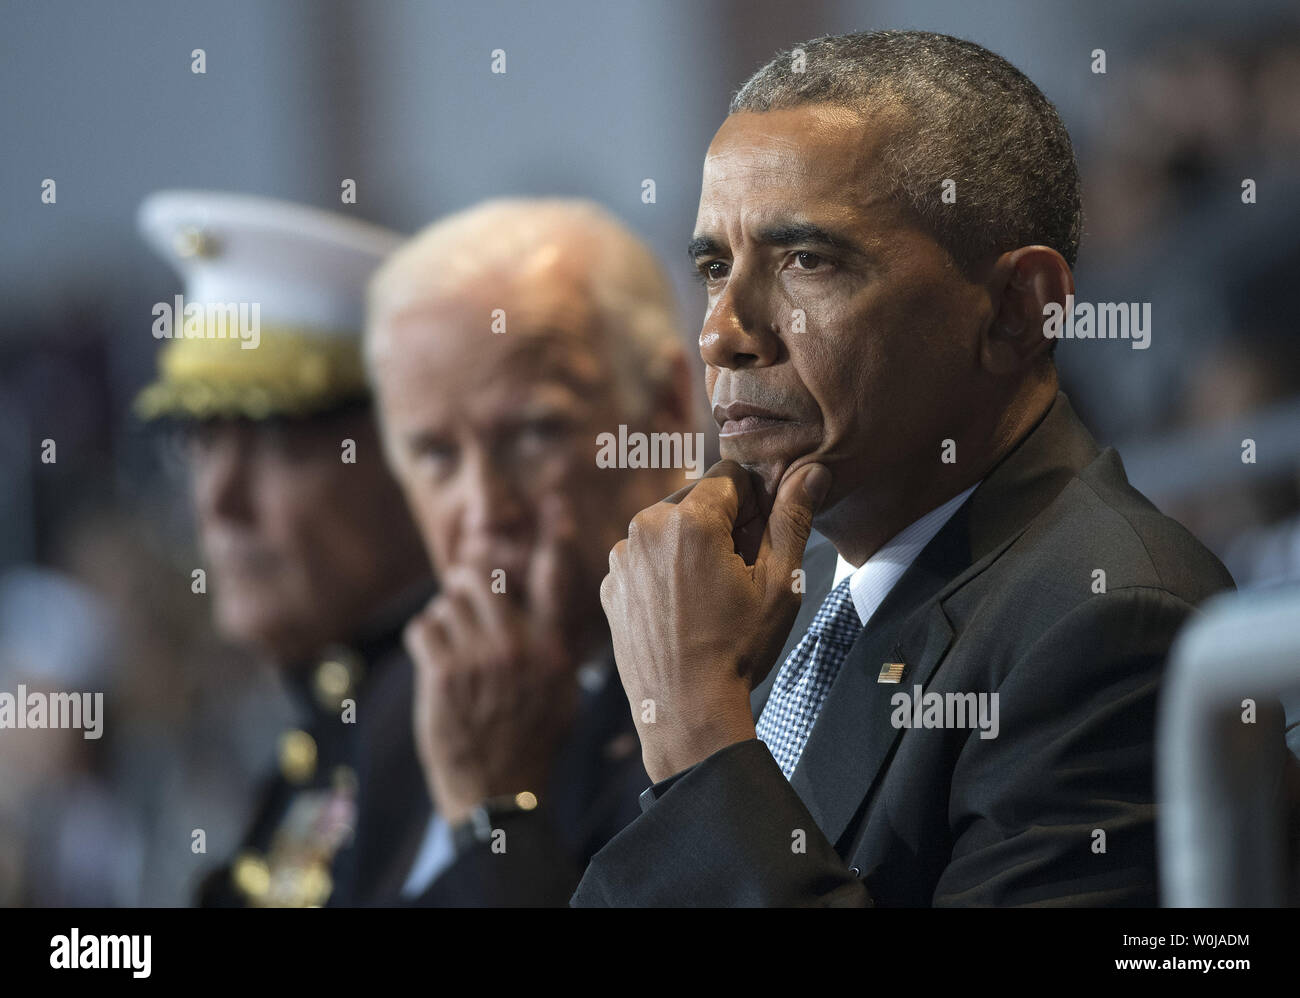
[980,245,1073,376]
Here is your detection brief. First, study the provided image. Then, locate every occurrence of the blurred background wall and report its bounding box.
[1,0,1297,904]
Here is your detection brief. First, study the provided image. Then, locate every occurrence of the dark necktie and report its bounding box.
[756,577,861,779]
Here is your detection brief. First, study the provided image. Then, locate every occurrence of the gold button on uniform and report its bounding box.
[278,729,318,784]
[297,862,333,908]
[231,851,270,902]
[312,646,365,712]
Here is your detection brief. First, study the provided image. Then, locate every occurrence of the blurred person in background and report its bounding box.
[51,508,293,906]
[366,197,695,905]
[1,307,294,907]
[0,566,138,906]
[134,191,434,906]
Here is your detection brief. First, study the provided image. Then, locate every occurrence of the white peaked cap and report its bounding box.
[134,190,404,421]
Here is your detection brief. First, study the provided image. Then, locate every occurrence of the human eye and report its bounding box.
[694,258,731,287]
[788,250,833,273]
[514,414,575,456]
[410,434,456,477]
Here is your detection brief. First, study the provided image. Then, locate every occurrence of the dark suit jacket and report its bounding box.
[571,392,1235,907]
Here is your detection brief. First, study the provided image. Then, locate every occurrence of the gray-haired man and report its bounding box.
[367,197,698,904]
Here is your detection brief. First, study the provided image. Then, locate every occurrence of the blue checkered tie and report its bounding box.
[756,577,862,780]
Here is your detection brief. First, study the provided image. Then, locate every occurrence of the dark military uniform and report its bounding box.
[133,190,431,907]
[196,594,433,907]
[197,637,648,907]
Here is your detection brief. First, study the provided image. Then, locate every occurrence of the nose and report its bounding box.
[191,425,255,525]
[698,267,782,371]
[456,447,530,545]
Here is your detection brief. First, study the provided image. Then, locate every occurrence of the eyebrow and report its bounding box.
[688,222,864,262]
[687,235,723,262]
[403,428,449,452]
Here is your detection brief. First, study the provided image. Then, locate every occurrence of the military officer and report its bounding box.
[134,191,435,907]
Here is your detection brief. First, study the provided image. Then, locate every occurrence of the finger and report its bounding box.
[527,491,582,638]
[441,564,510,652]
[607,537,627,575]
[599,568,616,611]
[756,463,831,597]
[431,587,480,658]
[403,610,449,669]
[659,480,698,505]
[674,460,764,530]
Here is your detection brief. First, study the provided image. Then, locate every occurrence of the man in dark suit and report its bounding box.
[366,197,697,904]
[574,30,1235,906]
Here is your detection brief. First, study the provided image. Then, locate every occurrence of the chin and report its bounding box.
[724,429,823,484]
[737,452,823,502]
[214,597,289,656]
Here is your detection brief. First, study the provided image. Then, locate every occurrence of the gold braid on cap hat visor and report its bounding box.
[134,325,369,421]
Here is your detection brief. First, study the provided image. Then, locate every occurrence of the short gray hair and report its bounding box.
[366,197,683,417]
[731,30,1083,273]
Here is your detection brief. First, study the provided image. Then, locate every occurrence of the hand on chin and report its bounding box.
[730,453,822,563]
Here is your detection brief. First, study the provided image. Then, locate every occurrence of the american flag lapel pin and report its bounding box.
[877,661,906,684]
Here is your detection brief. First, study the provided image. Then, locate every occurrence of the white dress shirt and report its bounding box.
[831,482,980,628]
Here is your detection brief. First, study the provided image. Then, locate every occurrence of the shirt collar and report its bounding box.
[832,482,980,627]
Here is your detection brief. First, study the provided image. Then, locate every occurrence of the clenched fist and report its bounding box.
[405,497,588,825]
[601,460,831,782]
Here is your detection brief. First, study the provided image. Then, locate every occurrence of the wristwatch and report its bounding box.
[451,791,540,854]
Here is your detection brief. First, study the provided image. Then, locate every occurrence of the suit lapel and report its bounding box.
[787,509,968,845]
[783,391,1103,848]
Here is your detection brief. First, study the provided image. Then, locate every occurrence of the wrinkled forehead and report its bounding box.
[697,105,904,231]
[377,284,612,422]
